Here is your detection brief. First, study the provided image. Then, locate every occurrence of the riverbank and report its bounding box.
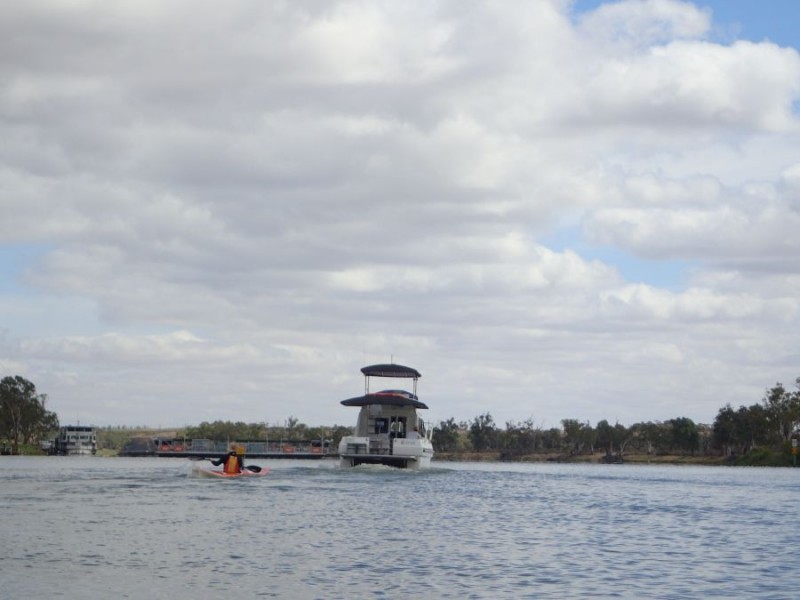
[433,450,792,467]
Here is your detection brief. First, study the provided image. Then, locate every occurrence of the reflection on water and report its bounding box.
[2,457,798,599]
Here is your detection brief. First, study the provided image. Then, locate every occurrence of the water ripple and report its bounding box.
[2,457,799,598]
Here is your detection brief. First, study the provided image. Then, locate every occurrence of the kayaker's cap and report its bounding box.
[233,445,246,456]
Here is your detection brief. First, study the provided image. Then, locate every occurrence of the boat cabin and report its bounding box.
[338,364,434,469]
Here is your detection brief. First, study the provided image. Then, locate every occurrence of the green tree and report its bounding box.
[614,422,632,455]
[596,420,631,457]
[469,413,497,452]
[432,418,462,452]
[561,419,593,454]
[712,404,738,456]
[739,404,771,450]
[669,417,699,456]
[0,376,59,454]
[762,383,800,444]
[627,421,666,454]
[185,420,249,441]
[502,418,540,455]
[540,427,562,451]
[285,416,303,439]
[595,419,614,456]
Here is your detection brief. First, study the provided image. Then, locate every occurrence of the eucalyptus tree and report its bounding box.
[0,375,59,454]
[540,427,563,451]
[712,404,739,456]
[561,419,594,454]
[595,419,615,456]
[596,420,632,457]
[469,412,498,452]
[503,418,541,455]
[739,404,771,449]
[669,417,699,455]
[432,418,462,452]
[762,383,800,444]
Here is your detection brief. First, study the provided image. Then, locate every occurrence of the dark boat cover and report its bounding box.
[341,390,429,409]
[361,364,421,378]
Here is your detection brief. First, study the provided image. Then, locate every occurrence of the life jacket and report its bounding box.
[224,454,240,474]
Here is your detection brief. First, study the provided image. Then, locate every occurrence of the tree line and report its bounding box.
[182,417,353,446]
[712,380,800,458]
[2,373,799,464]
[432,379,800,465]
[431,414,708,459]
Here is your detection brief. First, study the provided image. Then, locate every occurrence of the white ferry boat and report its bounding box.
[51,425,97,456]
[338,364,434,469]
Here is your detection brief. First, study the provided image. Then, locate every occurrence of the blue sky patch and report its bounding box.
[572,0,800,49]
[542,225,696,290]
[0,243,51,292]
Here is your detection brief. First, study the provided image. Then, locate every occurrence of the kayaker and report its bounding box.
[211,448,245,474]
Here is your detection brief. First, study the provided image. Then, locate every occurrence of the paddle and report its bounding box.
[244,464,262,473]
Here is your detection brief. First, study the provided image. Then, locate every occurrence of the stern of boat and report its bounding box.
[338,435,433,469]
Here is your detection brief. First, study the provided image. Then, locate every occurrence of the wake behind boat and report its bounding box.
[337,363,434,469]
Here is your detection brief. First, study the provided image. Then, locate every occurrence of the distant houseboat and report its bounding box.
[51,426,97,456]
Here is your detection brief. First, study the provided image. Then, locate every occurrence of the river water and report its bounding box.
[1,457,797,599]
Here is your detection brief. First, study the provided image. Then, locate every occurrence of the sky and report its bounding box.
[2,0,800,430]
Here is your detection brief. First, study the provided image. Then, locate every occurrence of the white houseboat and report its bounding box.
[338,364,434,469]
[51,425,97,456]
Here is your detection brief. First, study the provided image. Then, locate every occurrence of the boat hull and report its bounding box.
[191,465,270,479]
[338,435,434,470]
[339,453,432,470]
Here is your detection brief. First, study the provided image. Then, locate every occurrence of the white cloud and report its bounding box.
[19,330,260,365]
[577,0,711,47]
[1,0,799,428]
[583,176,800,269]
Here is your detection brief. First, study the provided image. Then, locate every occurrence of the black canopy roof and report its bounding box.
[341,391,428,409]
[361,364,421,378]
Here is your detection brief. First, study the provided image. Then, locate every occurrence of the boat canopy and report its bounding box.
[341,391,429,409]
[361,364,421,379]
